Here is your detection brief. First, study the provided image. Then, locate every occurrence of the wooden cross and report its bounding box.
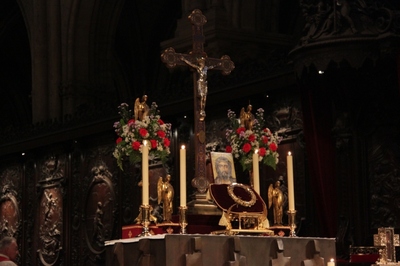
[161,9,234,195]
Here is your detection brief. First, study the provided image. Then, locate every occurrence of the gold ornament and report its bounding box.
[227,183,256,207]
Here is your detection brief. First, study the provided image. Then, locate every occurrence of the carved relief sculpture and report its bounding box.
[0,181,19,239]
[298,0,395,44]
[85,162,115,263]
[37,155,64,266]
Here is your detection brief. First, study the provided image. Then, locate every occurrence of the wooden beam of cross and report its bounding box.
[161,9,234,195]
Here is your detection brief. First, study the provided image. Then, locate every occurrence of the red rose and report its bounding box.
[248,134,255,142]
[226,146,232,153]
[263,128,271,134]
[269,142,277,152]
[163,138,170,147]
[242,143,252,153]
[132,141,141,150]
[259,147,266,157]
[139,128,148,137]
[157,130,166,138]
[128,119,135,126]
[158,119,164,125]
[236,127,246,134]
[262,136,269,144]
[116,137,122,144]
[150,139,157,149]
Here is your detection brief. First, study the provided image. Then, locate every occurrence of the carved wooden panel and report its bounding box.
[24,159,38,265]
[37,155,65,266]
[0,166,22,265]
[81,142,117,265]
[0,170,20,238]
[69,141,84,266]
[369,128,400,228]
[85,162,115,255]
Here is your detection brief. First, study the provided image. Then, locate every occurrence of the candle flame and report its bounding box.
[181,145,185,149]
[143,140,147,146]
[330,259,334,262]
[288,151,291,156]
[255,149,259,154]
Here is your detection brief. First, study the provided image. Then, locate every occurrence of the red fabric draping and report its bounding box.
[301,83,337,237]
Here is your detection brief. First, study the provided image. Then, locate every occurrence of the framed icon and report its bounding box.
[210,152,237,184]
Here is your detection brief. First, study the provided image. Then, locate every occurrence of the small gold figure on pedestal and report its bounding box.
[134,95,149,121]
[268,180,284,225]
[240,104,254,130]
[157,174,174,222]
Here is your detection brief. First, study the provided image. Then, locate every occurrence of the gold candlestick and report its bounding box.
[287,210,297,237]
[138,204,153,237]
[179,206,188,234]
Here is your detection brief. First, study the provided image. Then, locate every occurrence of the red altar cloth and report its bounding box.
[122,214,225,239]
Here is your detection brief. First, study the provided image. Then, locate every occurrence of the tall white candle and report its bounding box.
[287,151,295,210]
[180,145,186,206]
[327,259,335,266]
[252,150,260,194]
[142,140,149,205]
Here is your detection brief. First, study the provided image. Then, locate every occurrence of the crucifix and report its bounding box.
[161,9,234,196]
[373,227,400,263]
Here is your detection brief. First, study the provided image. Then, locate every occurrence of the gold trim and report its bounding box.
[227,183,256,207]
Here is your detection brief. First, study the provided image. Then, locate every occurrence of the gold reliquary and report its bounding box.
[209,183,273,235]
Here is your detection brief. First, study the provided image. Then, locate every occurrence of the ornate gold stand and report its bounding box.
[138,205,153,237]
[179,206,188,234]
[287,210,297,237]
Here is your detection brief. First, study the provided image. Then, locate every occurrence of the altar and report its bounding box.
[105,234,336,266]
[109,8,335,266]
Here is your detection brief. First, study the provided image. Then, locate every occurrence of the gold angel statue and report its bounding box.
[268,180,284,225]
[157,174,174,222]
[134,95,149,121]
[240,104,254,130]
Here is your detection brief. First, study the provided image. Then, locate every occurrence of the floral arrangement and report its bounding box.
[225,107,280,171]
[205,140,224,161]
[113,102,172,170]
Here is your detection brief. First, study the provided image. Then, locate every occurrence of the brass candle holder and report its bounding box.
[179,205,188,234]
[138,204,153,237]
[287,210,297,237]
